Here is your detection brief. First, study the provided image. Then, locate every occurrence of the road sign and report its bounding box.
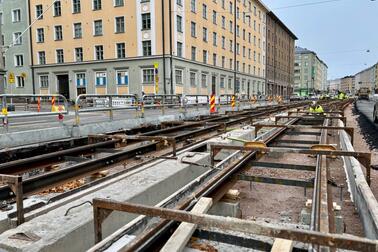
[8,72,15,84]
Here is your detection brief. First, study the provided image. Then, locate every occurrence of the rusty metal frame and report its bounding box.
[275,116,347,125]
[0,175,24,225]
[209,144,371,185]
[252,124,354,144]
[92,198,378,252]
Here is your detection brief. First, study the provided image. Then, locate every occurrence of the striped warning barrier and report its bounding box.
[210,94,216,113]
[231,95,236,111]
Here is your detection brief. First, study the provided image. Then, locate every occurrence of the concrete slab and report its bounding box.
[0,152,210,252]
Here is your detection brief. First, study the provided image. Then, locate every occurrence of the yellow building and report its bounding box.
[30,0,268,100]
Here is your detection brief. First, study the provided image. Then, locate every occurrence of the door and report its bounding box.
[57,74,70,100]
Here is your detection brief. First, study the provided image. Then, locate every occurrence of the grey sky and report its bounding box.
[262,0,378,80]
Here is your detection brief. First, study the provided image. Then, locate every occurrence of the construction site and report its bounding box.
[0,95,376,252]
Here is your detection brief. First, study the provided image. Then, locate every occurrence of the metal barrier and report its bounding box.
[74,94,138,125]
[0,94,69,131]
[219,94,233,105]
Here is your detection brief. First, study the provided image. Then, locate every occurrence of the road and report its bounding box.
[0,101,272,133]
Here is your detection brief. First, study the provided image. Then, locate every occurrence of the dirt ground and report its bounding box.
[345,104,378,197]
[233,113,366,236]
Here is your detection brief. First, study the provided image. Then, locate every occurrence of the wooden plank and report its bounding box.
[160,197,213,252]
[271,238,293,252]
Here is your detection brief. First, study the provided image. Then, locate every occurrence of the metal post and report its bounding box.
[109,96,113,121]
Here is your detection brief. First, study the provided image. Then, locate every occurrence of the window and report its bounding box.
[229,2,233,13]
[190,0,196,12]
[229,21,233,33]
[202,4,207,19]
[13,32,22,45]
[177,42,183,57]
[142,69,154,83]
[142,13,151,30]
[177,0,183,6]
[190,22,196,37]
[76,73,86,87]
[229,40,233,52]
[201,74,207,87]
[191,46,196,61]
[93,0,102,10]
[116,70,129,85]
[228,78,232,89]
[212,11,217,24]
[202,27,207,42]
[175,69,183,84]
[38,51,46,64]
[190,72,196,86]
[74,23,82,38]
[94,20,103,36]
[40,75,49,88]
[221,56,225,68]
[73,0,81,13]
[116,43,126,58]
[35,28,44,43]
[95,72,107,86]
[114,0,124,7]
[221,0,225,8]
[12,9,21,22]
[115,16,125,33]
[212,32,217,46]
[54,1,61,16]
[220,77,225,88]
[16,76,25,88]
[75,47,83,62]
[36,5,43,19]
[177,15,183,33]
[221,36,225,49]
[212,53,217,66]
[14,55,23,66]
[56,49,64,63]
[95,45,104,60]
[139,40,152,57]
[202,50,207,64]
[55,25,63,40]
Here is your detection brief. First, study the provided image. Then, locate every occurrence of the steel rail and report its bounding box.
[0,104,301,201]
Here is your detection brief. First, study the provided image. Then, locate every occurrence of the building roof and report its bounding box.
[295,46,328,68]
[267,11,298,40]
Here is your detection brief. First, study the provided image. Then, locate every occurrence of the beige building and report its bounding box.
[340,76,354,93]
[30,0,269,100]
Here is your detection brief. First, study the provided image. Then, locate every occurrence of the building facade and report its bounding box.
[25,0,272,101]
[340,76,354,93]
[265,11,296,97]
[294,46,328,96]
[327,78,341,94]
[0,0,33,94]
[353,63,378,94]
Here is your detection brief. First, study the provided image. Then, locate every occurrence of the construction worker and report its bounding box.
[309,101,324,114]
[338,91,345,100]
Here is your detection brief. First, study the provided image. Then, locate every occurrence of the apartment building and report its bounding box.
[353,63,378,94]
[25,0,269,100]
[265,11,296,97]
[340,75,354,93]
[0,0,33,94]
[294,46,328,96]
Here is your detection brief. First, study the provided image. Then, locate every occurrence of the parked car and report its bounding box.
[289,95,301,101]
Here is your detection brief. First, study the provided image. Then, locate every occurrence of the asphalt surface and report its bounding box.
[0,102,270,133]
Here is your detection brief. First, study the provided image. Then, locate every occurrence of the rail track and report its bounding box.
[88,99,378,252]
[0,101,310,225]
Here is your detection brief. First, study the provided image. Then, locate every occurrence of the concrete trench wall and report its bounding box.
[0,153,209,252]
[339,121,378,239]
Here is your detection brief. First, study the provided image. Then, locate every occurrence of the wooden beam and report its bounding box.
[271,238,293,252]
[160,197,213,252]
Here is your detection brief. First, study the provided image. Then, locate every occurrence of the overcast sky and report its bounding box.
[262,0,378,80]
